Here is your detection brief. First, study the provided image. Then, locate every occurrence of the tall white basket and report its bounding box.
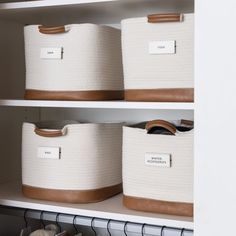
[24,24,124,100]
[121,13,194,102]
[123,120,194,216]
[22,121,123,203]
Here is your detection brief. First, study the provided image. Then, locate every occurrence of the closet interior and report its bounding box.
[0,0,194,235]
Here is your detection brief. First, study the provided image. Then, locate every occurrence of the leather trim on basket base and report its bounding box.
[125,88,194,102]
[22,184,122,203]
[24,90,124,101]
[123,195,193,217]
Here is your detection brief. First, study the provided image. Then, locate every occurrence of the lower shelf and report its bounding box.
[0,181,193,229]
[0,99,194,110]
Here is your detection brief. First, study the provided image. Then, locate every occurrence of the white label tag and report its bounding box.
[145,153,171,168]
[149,41,176,54]
[40,47,63,59]
[38,147,61,160]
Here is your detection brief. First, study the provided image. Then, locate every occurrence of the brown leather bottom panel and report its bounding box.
[125,88,194,102]
[123,195,193,217]
[22,184,122,203]
[25,90,124,101]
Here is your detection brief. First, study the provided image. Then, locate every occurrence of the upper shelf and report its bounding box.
[0,0,194,10]
[0,0,194,24]
[0,99,194,110]
[0,0,114,9]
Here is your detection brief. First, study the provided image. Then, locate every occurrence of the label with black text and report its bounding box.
[37,147,61,160]
[149,41,176,55]
[145,153,171,167]
[40,47,63,59]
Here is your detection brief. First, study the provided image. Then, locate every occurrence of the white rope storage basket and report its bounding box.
[121,13,194,102]
[22,121,123,203]
[24,24,124,100]
[122,120,193,216]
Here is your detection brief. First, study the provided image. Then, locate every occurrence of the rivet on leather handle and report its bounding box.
[34,128,63,137]
[147,13,183,23]
[38,25,68,34]
[145,120,177,135]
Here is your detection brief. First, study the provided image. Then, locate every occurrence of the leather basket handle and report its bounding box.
[147,13,183,23]
[145,120,176,135]
[180,119,194,127]
[34,128,64,137]
[38,25,69,34]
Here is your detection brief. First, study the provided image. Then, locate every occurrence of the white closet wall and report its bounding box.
[195,0,236,235]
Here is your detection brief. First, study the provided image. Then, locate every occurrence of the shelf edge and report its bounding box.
[0,100,194,110]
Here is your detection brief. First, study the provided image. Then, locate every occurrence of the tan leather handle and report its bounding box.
[145,120,176,135]
[38,25,68,34]
[147,13,183,23]
[180,119,194,127]
[34,128,63,137]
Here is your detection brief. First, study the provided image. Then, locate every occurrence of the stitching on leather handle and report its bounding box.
[38,25,66,34]
[147,13,183,23]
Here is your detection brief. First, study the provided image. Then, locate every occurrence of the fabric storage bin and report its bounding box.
[24,24,124,100]
[123,120,193,216]
[22,121,123,203]
[121,13,194,102]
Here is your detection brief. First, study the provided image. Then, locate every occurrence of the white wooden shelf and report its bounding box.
[0,0,194,24]
[0,181,193,229]
[0,0,192,10]
[0,99,194,110]
[0,0,114,10]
